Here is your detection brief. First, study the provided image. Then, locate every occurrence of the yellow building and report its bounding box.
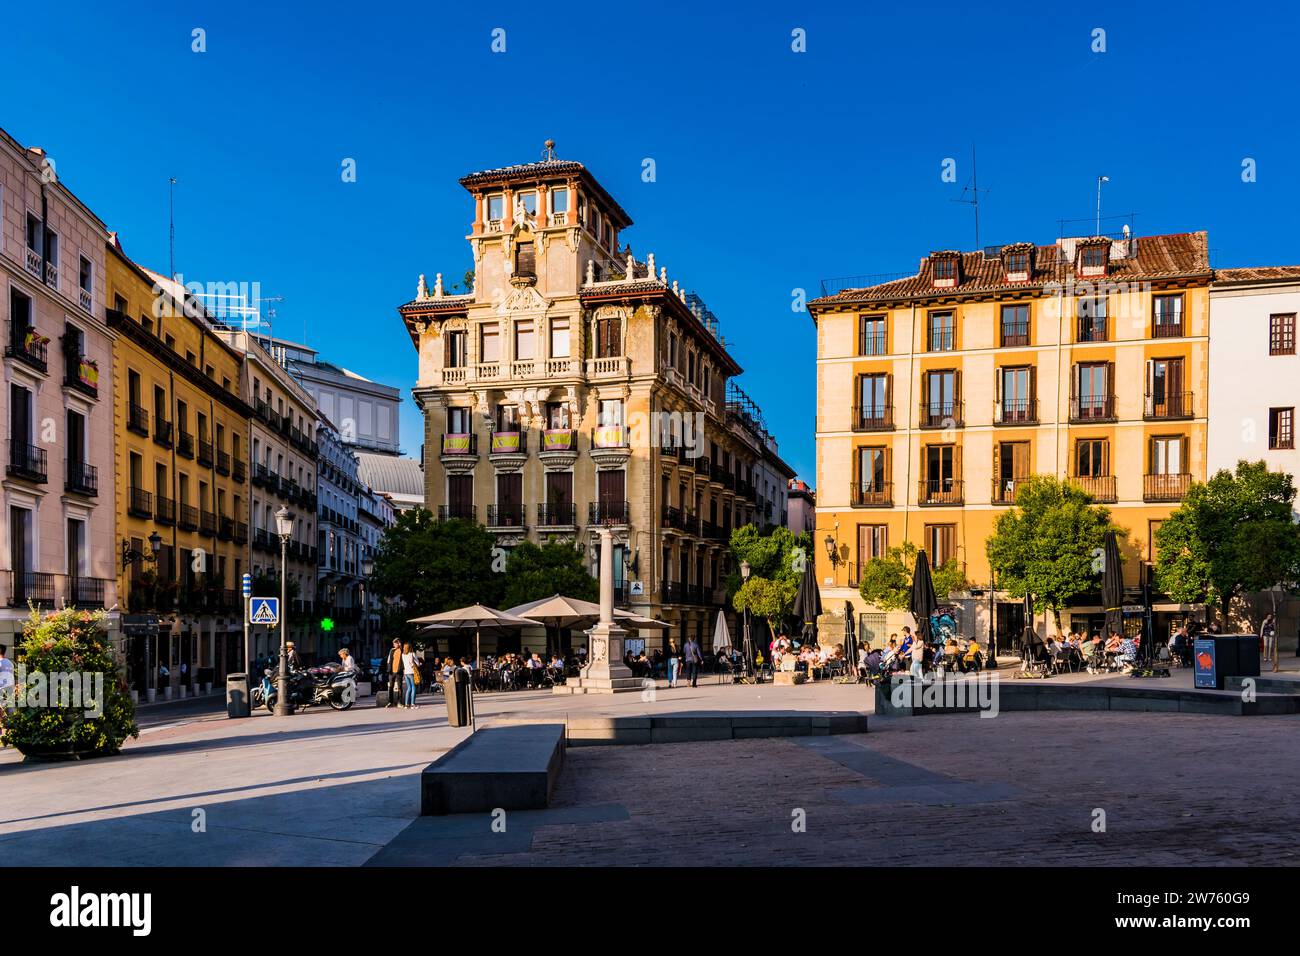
[809,232,1211,645]
[106,237,251,700]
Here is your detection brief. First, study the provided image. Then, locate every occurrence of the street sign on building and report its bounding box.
[250,598,280,626]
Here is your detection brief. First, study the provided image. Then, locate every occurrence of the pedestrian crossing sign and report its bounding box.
[250,597,279,626]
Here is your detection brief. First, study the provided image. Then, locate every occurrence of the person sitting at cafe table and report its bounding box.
[961,638,982,672]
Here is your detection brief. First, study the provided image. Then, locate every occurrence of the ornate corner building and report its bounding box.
[399,146,792,649]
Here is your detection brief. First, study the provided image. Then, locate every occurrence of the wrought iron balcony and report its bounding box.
[589,501,629,526]
[9,442,47,484]
[1071,475,1117,503]
[1069,396,1116,423]
[10,571,55,608]
[1144,473,1192,502]
[486,504,526,528]
[127,403,150,436]
[994,398,1038,425]
[436,504,477,523]
[128,487,153,518]
[65,459,97,496]
[918,478,963,506]
[919,400,963,429]
[852,406,893,431]
[5,324,48,372]
[1144,391,1194,420]
[850,481,893,507]
[537,503,577,526]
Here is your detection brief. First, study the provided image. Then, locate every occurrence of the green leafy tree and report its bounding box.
[0,607,138,758]
[857,540,970,612]
[502,540,598,609]
[733,575,798,638]
[726,524,812,634]
[726,524,811,595]
[371,509,501,635]
[1154,461,1300,627]
[986,475,1117,635]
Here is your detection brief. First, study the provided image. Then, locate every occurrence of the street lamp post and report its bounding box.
[274,506,294,717]
[740,560,754,680]
[361,555,374,662]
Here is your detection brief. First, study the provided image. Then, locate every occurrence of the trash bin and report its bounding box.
[226,673,251,718]
[445,668,474,727]
[1232,635,1261,678]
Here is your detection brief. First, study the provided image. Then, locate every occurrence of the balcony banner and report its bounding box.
[593,425,624,448]
[78,358,99,390]
[443,433,471,454]
[491,432,521,453]
[543,429,573,451]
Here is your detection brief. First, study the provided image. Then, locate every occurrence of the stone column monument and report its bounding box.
[561,527,640,694]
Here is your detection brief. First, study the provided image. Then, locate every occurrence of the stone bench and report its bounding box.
[420,724,565,816]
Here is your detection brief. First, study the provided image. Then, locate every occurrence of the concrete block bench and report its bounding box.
[420,724,565,816]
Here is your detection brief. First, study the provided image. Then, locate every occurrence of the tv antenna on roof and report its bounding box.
[950,147,988,249]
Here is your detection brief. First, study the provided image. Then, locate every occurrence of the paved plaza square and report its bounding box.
[3,672,1296,867]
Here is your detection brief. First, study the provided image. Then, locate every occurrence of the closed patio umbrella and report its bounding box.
[843,601,859,673]
[711,610,732,653]
[792,564,822,645]
[1102,529,1124,639]
[909,550,939,644]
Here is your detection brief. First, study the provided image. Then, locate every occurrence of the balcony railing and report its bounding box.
[919,400,963,429]
[1152,317,1185,339]
[994,398,1038,425]
[850,482,893,507]
[199,510,217,536]
[232,458,247,483]
[540,429,576,452]
[1000,322,1030,347]
[5,324,48,372]
[177,430,194,458]
[918,478,963,506]
[1144,473,1192,502]
[216,450,231,475]
[851,406,893,431]
[63,354,99,397]
[65,459,97,496]
[486,504,526,528]
[589,501,629,526]
[253,528,273,551]
[154,419,173,447]
[67,576,108,608]
[179,504,199,531]
[1071,475,1117,503]
[537,503,577,526]
[233,522,249,544]
[197,440,214,467]
[1144,391,1194,420]
[156,496,176,525]
[437,504,477,522]
[9,442,47,483]
[441,432,478,456]
[858,330,887,356]
[661,505,687,531]
[10,571,56,608]
[219,516,235,540]
[991,477,1030,505]
[128,487,152,518]
[1077,318,1108,343]
[1069,396,1116,423]
[127,403,149,436]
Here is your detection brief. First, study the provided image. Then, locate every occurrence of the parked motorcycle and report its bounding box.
[264,664,356,713]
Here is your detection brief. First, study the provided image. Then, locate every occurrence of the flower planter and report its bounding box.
[13,740,120,763]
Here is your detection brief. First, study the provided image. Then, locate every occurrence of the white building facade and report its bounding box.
[1209,269,1300,506]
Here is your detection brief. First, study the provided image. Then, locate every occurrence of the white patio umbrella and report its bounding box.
[711,609,733,653]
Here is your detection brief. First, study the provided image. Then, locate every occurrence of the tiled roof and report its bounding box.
[458,159,584,185]
[1214,266,1300,283]
[810,232,1212,307]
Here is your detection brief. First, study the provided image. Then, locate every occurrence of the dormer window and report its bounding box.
[931,253,960,288]
[1077,239,1110,278]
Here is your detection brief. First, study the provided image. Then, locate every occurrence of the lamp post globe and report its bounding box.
[274,506,294,717]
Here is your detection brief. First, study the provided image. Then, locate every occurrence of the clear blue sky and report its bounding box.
[6,0,1297,482]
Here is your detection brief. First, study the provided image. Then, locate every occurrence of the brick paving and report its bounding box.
[449,711,1300,866]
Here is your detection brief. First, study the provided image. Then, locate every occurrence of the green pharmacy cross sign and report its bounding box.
[320,617,335,633]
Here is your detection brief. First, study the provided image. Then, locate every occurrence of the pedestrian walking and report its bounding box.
[1260,613,1278,672]
[401,642,418,708]
[667,640,680,688]
[683,634,703,688]
[386,638,403,708]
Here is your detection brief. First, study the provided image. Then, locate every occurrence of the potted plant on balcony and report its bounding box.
[0,607,139,761]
